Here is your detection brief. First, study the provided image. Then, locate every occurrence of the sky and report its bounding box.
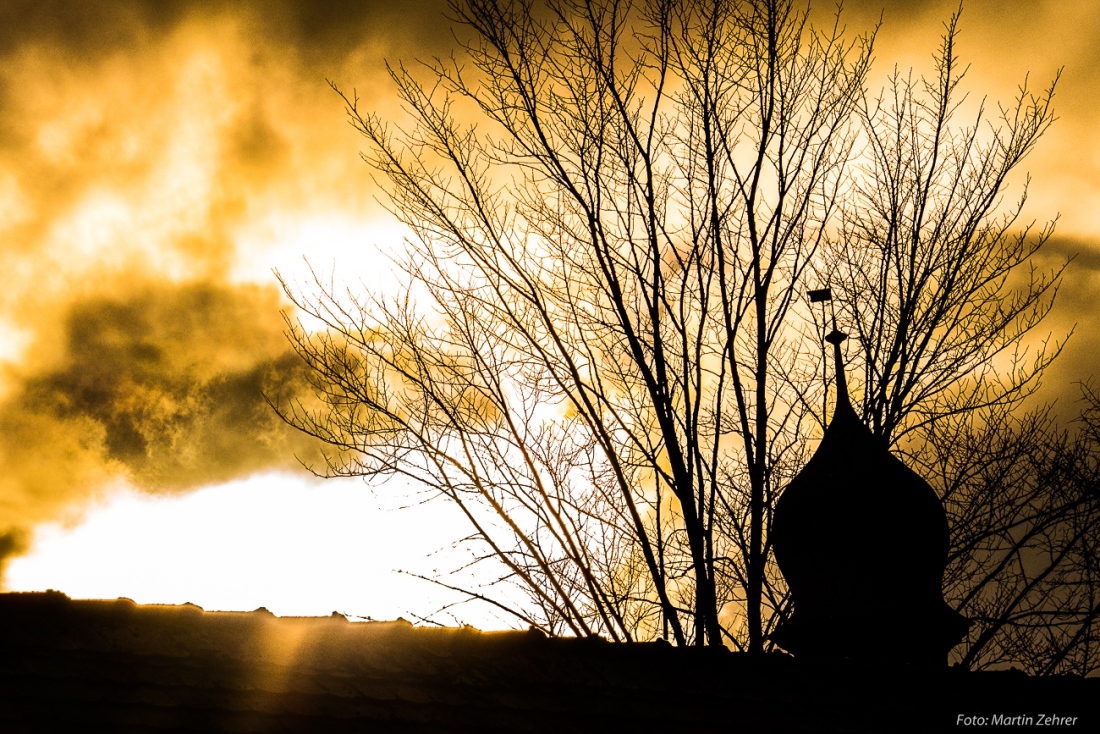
[0,0,1097,625]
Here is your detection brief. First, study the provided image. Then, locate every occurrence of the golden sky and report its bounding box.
[0,0,1097,621]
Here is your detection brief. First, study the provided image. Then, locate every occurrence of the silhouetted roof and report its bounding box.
[0,591,1095,732]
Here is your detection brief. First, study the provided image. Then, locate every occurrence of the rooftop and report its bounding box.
[1,591,1095,732]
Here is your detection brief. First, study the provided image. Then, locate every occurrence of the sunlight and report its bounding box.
[0,319,32,374]
[4,472,501,626]
[230,211,408,290]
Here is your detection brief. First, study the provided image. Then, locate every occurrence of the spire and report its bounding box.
[824,328,852,416]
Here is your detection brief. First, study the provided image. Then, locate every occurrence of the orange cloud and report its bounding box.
[0,1,453,575]
[0,280,328,573]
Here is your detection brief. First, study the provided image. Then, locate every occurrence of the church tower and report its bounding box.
[769,329,970,665]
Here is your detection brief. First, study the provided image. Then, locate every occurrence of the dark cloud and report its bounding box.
[1040,236,1100,274]
[0,0,421,579]
[0,1,187,57]
[0,0,452,62]
[1021,237,1100,415]
[0,281,325,572]
[227,101,290,180]
[0,0,440,286]
[0,532,28,575]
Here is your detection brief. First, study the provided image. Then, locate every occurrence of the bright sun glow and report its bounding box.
[5,473,504,627]
[229,212,409,292]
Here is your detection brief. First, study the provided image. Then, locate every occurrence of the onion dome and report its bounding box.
[769,330,969,665]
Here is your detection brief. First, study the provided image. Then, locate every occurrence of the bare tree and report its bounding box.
[818,9,1091,673]
[827,11,1063,447]
[674,0,872,652]
[278,0,1084,672]
[279,0,871,651]
[918,385,1100,675]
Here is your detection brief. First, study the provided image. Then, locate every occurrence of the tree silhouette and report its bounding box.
[925,387,1100,675]
[826,12,1062,446]
[277,0,1080,669]
[818,9,1085,671]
